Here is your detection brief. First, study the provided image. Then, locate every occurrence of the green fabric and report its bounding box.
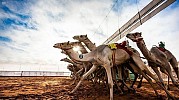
[159,41,165,48]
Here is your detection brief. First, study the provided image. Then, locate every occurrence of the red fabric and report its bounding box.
[157,47,166,52]
[115,41,133,56]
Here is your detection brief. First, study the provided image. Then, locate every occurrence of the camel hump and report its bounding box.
[151,47,167,59]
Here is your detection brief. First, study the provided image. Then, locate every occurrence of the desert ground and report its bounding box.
[0,77,179,100]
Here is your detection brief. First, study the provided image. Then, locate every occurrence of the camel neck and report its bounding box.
[82,38,96,51]
[65,48,93,62]
[77,43,88,53]
[137,40,154,61]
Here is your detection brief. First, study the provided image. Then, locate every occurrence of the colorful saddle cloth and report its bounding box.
[108,41,133,56]
[157,47,166,52]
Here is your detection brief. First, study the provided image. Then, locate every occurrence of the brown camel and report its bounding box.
[53,41,175,100]
[126,32,179,88]
[73,34,142,89]
[164,49,179,80]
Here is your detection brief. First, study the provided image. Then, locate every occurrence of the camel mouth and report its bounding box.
[53,45,58,48]
[72,36,77,39]
[136,37,143,41]
[126,34,130,38]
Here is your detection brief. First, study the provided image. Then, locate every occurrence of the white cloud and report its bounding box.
[0,0,179,72]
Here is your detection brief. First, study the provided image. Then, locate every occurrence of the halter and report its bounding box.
[131,33,143,43]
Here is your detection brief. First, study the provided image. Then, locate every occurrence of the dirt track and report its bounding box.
[0,77,179,100]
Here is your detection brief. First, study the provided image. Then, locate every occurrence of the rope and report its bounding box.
[94,0,119,35]
[136,0,142,25]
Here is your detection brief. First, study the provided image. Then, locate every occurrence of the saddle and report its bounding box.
[108,41,133,56]
[108,41,133,66]
[157,47,166,52]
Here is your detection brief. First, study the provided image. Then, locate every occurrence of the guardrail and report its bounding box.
[0,71,70,77]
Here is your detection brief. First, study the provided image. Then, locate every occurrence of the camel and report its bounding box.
[126,32,179,88]
[73,35,136,92]
[60,42,93,85]
[66,64,77,78]
[53,41,175,100]
[73,35,111,86]
[60,58,82,80]
[60,42,111,90]
[73,34,142,89]
[73,34,96,51]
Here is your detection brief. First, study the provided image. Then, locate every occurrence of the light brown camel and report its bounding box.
[60,42,110,90]
[73,34,142,89]
[53,42,175,100]
[126,32,179,88]
[73,35,110,86]
[66,64,77,78]
[60,41,93,84]
[60,58,83,82]
[73,35,135,92]
[61,41,92,73]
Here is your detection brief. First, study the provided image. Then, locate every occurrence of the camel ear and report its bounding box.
[85,34,87,37]
[139,32,142,36]
[67,41,70,45]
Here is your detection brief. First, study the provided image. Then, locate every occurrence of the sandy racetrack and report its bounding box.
[0,77,179,100]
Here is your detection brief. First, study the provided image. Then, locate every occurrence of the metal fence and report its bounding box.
[0,71,71,76]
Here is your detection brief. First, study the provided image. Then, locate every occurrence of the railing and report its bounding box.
[0,71,70,77]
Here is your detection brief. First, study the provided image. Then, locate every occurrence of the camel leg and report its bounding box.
[169,58,179,80]
[151,67,165,86]
[131,73,138,88]
[72,68,84,85]
[144,68,175,100]
[127,65,139,89]
[82,63,87,74]
[129,63,159,96]
[112,67,123,94]
[165,64,179,88]
[71,65,97,93]
[141,72,160,96]
[168,76,170,90]
[104,65,113,100]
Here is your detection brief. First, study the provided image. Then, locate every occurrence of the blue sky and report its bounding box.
[0,0,179,71]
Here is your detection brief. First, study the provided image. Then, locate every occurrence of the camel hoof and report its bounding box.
[137,85,142,88]
[69,90,74,94]
[157,95,163,99]
[167,87,171,90]
[129,89,136,94]
[119,92,124,95]
[166,95,176,100]
[128,88,136,94]
[167,97,176,100]
[132,89,136,94]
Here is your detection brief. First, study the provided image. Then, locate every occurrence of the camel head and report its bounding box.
[67,64,74,71]
[60,57,68,61]
[73,34,88,41]
[126,32,143,42]
[70,41,83,47]
[53,41,83,53]
[53,41,73,50]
